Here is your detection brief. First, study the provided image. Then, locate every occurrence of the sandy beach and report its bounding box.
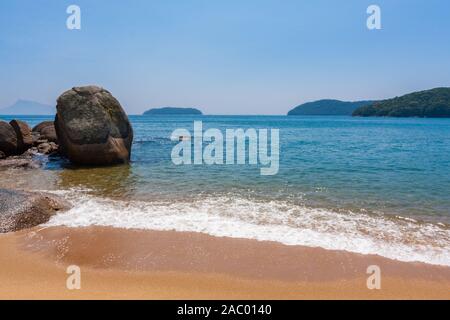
[2,0,450,304]
[0,226,449,300]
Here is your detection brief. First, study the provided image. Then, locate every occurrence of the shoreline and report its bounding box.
[0,226,449,299]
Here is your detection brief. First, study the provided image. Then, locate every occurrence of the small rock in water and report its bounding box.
[49,142,58,151]
[23,147,39,156]
[38,143,52,154]
[36,141,58,155]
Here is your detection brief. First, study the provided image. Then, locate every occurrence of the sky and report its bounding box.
[0,0,449,115]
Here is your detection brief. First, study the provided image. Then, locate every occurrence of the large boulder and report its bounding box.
[0,121,18,156]
[0,189,70,233]
[55,86,133,165]
[9,120,33,153]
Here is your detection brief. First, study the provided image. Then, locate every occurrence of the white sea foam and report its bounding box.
[45,190,450,266]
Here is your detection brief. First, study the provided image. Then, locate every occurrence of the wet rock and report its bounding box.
[36,141,58,155]
[40,125,58,143]
[32,121,57,143]
[9,119,33,153]
[23,147,39,157]
[49,142,58,152]
[32,121,54,134]
[0,154,41,169]
[0,121,18,156]
[32,132,41,146]
[0,189,70,233]
[37,143,51,155]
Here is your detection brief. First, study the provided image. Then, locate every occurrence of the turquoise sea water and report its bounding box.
[2,115,450,265]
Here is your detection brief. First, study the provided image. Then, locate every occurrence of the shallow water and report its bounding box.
[1,115,449,266]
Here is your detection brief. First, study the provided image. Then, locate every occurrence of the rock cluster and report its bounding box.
[0,120,59,162]
[0,120,59,168]
[0,86,132,233]
[1,86,133,167]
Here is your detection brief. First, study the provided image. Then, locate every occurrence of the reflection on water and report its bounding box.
[2,115,450,265]
[57,165,138,199]
[1,115,450,224]
[0,167,59,191]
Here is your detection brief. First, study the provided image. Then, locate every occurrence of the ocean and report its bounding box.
[1,115,450,266]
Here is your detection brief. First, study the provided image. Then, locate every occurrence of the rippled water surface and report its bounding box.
[1,115,449,265]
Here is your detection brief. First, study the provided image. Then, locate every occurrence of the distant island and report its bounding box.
[353,88,450,118]
[143,107,203,115]
[288,99,374,116]
[0,100,55,115]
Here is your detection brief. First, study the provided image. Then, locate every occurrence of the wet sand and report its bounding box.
[0,226,449,299]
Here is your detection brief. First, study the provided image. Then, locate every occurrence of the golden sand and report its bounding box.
[0,226,449,299]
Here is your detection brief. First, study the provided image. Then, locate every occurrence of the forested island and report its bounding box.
[143,107,203,115]
[352,88,450,118]
[288,100,374,116]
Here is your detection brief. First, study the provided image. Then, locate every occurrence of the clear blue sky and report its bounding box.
[1,0,449,114]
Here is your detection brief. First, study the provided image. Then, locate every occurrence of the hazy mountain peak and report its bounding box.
[0,100,55,115]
